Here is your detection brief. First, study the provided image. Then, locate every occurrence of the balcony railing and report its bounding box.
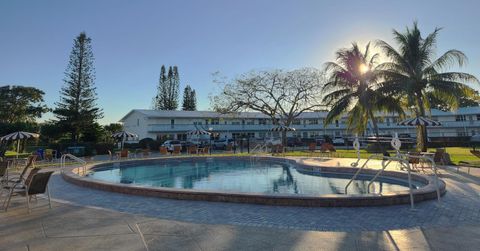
[147,120,480,133]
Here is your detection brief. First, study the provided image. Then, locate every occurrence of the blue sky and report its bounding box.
[1,0,479,124]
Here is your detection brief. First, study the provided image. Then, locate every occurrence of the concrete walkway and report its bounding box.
[1,157,480,250]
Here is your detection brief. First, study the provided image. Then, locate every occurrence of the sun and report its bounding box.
[359,63,370,74]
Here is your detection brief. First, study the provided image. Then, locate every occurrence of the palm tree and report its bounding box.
[377,22,479,151]
[323,42,403,140]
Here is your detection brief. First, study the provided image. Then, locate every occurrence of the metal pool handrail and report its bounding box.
[60,153,87,175]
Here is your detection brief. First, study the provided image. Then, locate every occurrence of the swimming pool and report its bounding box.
[86,157,423,196]
[63,156,445,207]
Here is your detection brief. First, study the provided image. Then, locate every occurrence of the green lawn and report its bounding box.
[284,147,478,165]
[4,147,478,166]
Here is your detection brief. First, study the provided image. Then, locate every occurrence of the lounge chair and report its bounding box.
[3,171,54,212]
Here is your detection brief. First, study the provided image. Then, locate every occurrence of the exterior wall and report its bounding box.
[120,108,480,141]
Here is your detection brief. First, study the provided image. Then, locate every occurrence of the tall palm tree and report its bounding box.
[377,22,479,151]
[323,43,404,139]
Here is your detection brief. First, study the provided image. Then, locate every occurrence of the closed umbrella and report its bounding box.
[0,131,40,158]
[112,131,138,150]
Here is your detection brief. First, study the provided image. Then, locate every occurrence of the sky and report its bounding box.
[1,0,479,125]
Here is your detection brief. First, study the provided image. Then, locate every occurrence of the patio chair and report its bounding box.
[408,152,421,171]
[188,145,197,154]
[308,142,316,156]
[433,148,446,166]
[202,146,210,155]
[1,167,40,199]
[0,161,8,184]
[120,149,129,158]
[44,149,56,162]
[142,149,150,158]
[225,143,233,153]
[159,146,168,155]
[3,171,54,212]
[172,146,182,155]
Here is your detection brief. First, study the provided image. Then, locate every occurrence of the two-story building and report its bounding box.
[120,107,480,141]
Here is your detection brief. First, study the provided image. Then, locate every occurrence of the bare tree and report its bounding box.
[211,68,325,143]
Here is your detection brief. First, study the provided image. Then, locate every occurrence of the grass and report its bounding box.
[4,147,478,167]
[283,147,478,165]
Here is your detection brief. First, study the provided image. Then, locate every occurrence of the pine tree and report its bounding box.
[190,89,197,111]
[153,65,180,110]
[153,65,167,109]
[53,32,103,142]
[182,85,197,111]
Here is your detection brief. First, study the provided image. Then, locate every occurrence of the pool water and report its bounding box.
[87,158,424,196]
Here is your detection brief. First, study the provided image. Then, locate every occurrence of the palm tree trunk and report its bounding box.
[368,110,384,153]
[415,95,428,152]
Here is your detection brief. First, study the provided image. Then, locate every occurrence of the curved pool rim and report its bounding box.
[61,156,446,207]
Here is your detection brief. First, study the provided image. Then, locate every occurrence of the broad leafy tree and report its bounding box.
[212,68,324,144]
[53,32,103,143]
[377,22,479,150]
[323,43,404,137]
[0,85,48,123]
[182,85,197,111]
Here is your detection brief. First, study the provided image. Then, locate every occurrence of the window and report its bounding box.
[456,115,466,121]
[476,114,480,120]
[308,119,319,125]
[335,120,339,127]
[246,120,254,125]
[211,119,219,125]
[231,121,241,125]
[259,132,266,138]
[386,118,390,126]
[258,119,267,125]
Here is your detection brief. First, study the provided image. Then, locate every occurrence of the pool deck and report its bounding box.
[1,156,480,250]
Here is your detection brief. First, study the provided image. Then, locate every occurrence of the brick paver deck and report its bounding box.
[1,157,480,250]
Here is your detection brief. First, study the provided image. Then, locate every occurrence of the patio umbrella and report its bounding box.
[0,131,40,158]
[112,131,138,150]
[270,125,296,132]
[186,129,211,135]
[187,129,211,145]
[397,117,442,126]
[397,116,442,149]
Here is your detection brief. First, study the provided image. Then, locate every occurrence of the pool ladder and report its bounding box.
[344,154,441,209]
[60,153,87,175]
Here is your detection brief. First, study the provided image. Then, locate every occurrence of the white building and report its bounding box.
[120,107,480,141]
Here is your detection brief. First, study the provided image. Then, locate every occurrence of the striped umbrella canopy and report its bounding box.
[0,131,40,142]
[0,131,40,158]
[111,131,138,139]
[187,130,211,135]
[270,125,296,132]
[111,131,138,150]
[397,117,442,126]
